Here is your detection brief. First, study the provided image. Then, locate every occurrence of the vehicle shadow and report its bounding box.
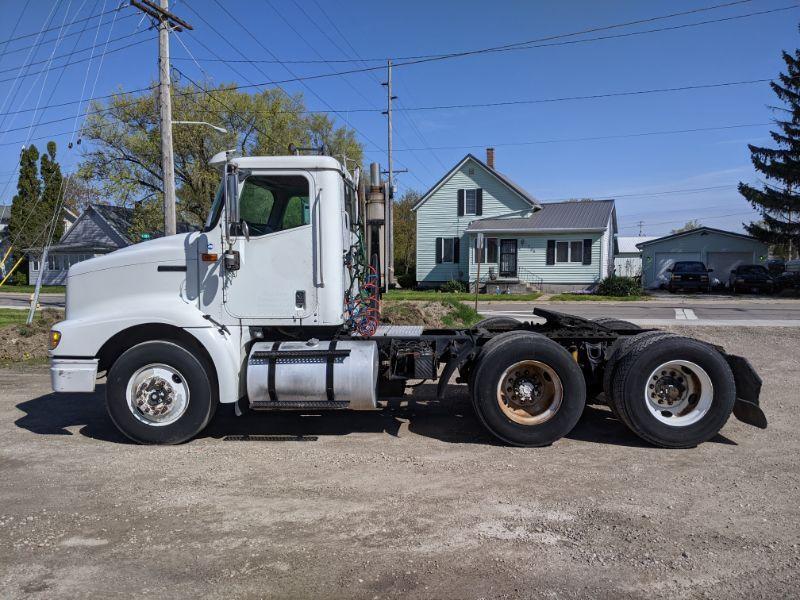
[14,383,735,448]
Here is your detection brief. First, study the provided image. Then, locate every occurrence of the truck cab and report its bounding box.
[48,153,766,449]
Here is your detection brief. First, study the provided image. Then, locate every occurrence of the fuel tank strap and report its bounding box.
[326,340,338,402]
[268,341,280,402]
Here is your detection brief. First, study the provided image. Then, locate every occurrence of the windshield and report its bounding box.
[204,181,225,231]
[738,265,768,275]
[673,262,706,273]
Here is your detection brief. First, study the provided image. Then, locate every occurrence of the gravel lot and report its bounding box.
[1,326,798,599]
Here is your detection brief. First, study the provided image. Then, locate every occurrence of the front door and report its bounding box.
[223,171,318,320]
[500,239,518,277]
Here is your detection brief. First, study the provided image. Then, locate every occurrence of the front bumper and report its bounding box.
[50,358,99,393]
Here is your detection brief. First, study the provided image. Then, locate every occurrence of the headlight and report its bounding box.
[50,330,61,350]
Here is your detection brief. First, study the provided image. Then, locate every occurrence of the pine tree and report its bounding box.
[7,145,42,258]
[39,141,65,243]
[739,49,800,259]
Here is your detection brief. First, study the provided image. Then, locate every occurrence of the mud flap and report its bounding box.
[724,354,768,429]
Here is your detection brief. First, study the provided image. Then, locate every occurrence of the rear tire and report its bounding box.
[471,332,586,446]
[473,316,521,331]
[610,335,735,448]
[106,340,218,444]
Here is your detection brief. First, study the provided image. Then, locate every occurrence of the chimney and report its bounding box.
[486,147,495,170]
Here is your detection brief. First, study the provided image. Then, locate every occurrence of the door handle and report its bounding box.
[315,188,324,287]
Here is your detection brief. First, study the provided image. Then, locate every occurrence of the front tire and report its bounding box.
[106,341,217,444]
[471,332,586,446]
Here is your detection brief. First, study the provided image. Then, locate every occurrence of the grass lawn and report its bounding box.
[548,293,649,302]
[440,299,482,328]
[0,308,50,327]
[384,290,542,302]
[0,284,66,294]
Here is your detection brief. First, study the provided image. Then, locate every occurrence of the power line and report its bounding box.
[0,0,32,63]
[391,122,773,151]
[0,11,138,59]
[542,184,738,203]
[0,28,151,75]
[618,211,755,230]
[170,1,791,68]
[0,4,128,45]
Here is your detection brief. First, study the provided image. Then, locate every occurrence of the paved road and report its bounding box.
[479,298,800,326]
[0,292,64,310]
[3,292,800,325]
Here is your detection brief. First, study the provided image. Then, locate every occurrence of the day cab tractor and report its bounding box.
[48,151,767,448]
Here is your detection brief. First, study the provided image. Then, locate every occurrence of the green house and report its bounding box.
[412,151,617,292]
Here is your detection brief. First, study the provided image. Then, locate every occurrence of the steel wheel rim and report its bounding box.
[496,360,563,425]
[644,360,713,427]
[125,363,190,426]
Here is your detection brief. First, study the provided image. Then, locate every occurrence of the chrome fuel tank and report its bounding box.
[246,339,378,410]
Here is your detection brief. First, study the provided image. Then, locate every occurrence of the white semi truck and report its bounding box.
[48,151,767,447]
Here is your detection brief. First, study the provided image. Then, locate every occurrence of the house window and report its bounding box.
[435,237,461,264]
[465,189,477,215]
[555,240,585,264]
[474,237,498,263]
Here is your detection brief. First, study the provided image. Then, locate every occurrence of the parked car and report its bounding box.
[729,264,774,294]
[667,261,712,293]
[775,259,800,293]
[766,258,786,276]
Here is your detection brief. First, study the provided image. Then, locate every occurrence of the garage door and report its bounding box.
[651,252,701,289]
[706,251,753,288]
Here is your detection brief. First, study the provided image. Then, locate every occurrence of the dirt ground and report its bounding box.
[1,325,799,599]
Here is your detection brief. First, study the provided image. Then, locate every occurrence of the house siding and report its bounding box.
[416,157,531,284]
[468,232,604,285]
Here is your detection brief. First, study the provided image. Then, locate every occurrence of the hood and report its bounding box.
[69,232,196,277]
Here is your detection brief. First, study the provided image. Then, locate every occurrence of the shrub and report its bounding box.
[440,279,467,293]
[396,272,416,290]
[595,275,642,297]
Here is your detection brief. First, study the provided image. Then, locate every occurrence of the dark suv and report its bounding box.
[667,261,712,293]
[729,264,774,294]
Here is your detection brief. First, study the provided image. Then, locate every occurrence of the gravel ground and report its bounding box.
[1,326,798,599]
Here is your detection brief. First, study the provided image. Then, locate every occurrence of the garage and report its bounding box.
[706,251,754,288]
[638,227,769,290]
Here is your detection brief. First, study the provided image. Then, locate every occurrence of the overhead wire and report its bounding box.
[0,0,33,64]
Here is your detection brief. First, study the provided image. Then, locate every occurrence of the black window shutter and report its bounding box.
[453,237,460,264]
[475,189,483,215]
[583,239,592,265]
[435,237,442,264]
[457,189,464,216]
[546,240,556,265]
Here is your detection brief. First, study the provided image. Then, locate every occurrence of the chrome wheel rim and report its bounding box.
[645,360,713,427]
[496,360,563,425]
[125,363,190,426]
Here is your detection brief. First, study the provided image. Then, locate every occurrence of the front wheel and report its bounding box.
[106,341,218,444]
[471,332,586,446]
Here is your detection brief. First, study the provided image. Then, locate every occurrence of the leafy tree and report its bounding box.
[393,189,419,288]
[670,219,703,234]
[80,80,364,238]
[39,141,65,243]
[739,48,800,259]
[7,145,43,262]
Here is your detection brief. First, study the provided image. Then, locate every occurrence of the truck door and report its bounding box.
[223,171,319,320]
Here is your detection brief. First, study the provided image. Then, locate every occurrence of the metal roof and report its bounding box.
[413,154,540,211]
[466,199,615,232]
[617,236,655,253]
[635,226,764,248]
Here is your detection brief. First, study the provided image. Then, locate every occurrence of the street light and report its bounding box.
[172,120,228,134]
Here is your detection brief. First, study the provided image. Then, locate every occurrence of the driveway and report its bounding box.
[0,292,64,310]
[0,325,797,599]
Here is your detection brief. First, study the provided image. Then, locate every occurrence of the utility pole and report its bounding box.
[637,220,645,236]
[381,60,398,289]
[130,0,192,236]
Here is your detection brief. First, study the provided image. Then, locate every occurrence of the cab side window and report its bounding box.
[237,175,310,236]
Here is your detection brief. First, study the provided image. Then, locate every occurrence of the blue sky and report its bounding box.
[0,0,796,236]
